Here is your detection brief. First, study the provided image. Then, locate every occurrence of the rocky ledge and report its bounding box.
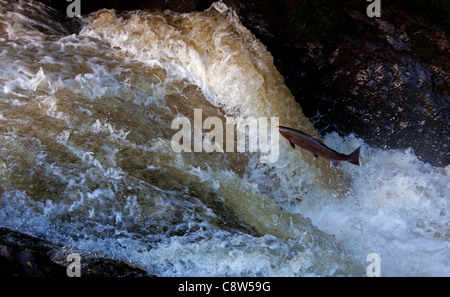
[0,228,152,277]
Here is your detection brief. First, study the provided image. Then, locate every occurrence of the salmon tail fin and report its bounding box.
[347,146,361,166]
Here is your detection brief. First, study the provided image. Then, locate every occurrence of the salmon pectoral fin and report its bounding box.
[289,140,295,149]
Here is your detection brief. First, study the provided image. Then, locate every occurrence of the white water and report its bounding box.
[299,133,449,276]
[0,0,448,276]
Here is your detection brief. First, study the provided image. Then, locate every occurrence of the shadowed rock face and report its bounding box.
[36,0,449,166]
[234,0,450,167]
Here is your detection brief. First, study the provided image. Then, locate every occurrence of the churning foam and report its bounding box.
[292,133,449,276]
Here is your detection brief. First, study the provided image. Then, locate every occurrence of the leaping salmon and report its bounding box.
[278,126,360,166]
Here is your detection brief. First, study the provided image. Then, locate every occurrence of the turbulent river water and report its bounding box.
[0,0,448,276]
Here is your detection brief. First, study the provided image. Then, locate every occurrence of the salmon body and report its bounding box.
[278,126,360,166]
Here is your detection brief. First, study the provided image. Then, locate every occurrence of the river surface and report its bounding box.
[0,0,448,276]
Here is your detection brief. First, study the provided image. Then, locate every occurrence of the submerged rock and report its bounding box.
[0,228,152,277]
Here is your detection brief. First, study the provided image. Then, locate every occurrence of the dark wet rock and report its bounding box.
[34,0,450,167]
[36,0,210,15]
[0,228,152,277]
[0,228,67,277]
[233,0,450,166]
